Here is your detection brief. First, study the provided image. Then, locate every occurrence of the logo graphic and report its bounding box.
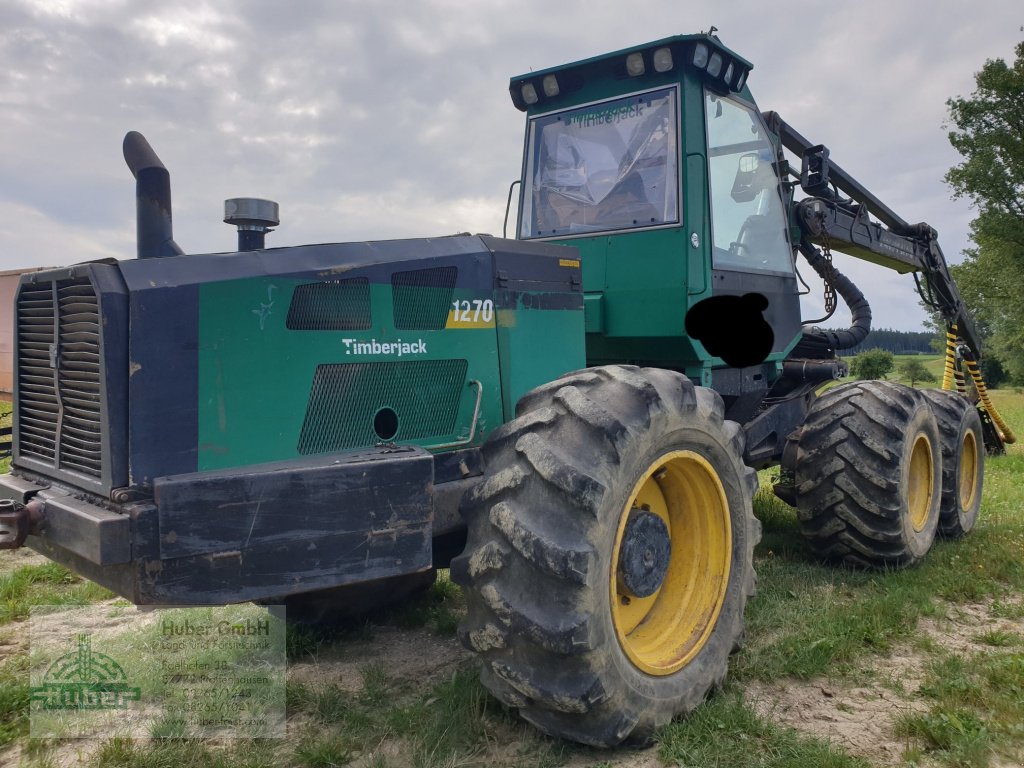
[252,284,277,330]
[341,338,427,357]
[31,634,141,710]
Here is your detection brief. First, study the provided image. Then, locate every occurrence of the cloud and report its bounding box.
[0,0,1020,332]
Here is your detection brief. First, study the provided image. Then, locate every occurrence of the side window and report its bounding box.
[705,93,792,273]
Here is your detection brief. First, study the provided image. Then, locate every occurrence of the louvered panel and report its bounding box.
[15,275,106,481]
[16,282,57,464]
[56,278,103,477]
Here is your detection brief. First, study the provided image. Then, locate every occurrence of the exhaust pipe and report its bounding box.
[122,131,184,259]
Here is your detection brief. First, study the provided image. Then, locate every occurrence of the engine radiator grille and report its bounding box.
[16,277,104,478]
[298,359,468,454]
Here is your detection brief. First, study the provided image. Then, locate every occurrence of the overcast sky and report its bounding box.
[1,0,1021,331]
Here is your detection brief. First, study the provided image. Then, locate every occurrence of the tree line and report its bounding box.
[838,328,938,356]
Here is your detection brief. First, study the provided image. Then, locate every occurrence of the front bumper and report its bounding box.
[0,446,434,605]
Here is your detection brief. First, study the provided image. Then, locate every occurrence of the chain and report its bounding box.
[821,229,837,315]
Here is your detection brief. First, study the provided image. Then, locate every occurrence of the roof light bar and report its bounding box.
[509,35,752,112]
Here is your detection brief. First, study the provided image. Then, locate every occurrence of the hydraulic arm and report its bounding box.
[763,112,1015,449]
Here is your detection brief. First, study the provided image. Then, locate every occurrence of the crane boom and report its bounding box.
[763,111,983,357]
[764,111,1012,449]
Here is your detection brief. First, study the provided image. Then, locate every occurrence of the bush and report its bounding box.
[898,358,937,387]
[851,348,895,380]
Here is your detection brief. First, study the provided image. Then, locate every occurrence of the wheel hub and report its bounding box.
[610,450,733,676]
[617,508,671,598]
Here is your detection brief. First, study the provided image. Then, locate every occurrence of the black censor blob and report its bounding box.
[685,293,774,368]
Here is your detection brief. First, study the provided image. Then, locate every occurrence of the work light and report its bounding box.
[542,75,560,97]
[521,83,539,105]
[653,47,674,72]
[707,53,723,78]
[692,43,709,69]
[626,52,646,77]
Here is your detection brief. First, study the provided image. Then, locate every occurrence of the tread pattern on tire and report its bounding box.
[794,380,941,568]
[452,365,759,747]
[919,389,984,539]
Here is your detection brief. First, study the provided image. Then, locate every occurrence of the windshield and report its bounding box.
[520,88,679,239]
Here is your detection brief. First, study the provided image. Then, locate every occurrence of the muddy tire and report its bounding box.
[919,389,984,539]
[793,380,942,568]
[451,365,759,747]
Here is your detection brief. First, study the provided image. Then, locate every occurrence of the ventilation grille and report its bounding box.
[287,278,372,330]
[16,277,104,478]
[298,359,468,455]
[16,284,58,463]
[391,267,457,330]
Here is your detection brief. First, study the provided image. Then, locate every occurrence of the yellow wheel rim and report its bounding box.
[959,430,979,511]
[908,435,934,532]
[610,451,732,676]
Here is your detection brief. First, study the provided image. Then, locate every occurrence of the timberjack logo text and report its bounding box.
[342,338,427,356]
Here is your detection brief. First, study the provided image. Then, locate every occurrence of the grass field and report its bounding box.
[839,352,947,386]
[0,388,1021,767]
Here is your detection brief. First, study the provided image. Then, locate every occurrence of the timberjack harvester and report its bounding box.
[0,33,1013,746]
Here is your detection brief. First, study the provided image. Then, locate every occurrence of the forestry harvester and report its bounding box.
[0,33,1014,746]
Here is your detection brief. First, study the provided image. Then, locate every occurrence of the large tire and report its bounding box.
[451,365,759,747]
[919,389,984,539]
[794,380,942,568]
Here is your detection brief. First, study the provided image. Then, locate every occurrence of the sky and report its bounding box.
[0,0,1021,332]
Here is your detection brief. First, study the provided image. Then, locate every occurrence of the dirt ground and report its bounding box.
[746,600,1024,767]
[285,595,1022,768]
[2,549,1020,768]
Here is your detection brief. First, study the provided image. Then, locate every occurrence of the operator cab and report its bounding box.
[510,35,802,401]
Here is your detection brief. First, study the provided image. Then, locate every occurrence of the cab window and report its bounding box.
[705,93,792,273]
[521,88,679,239]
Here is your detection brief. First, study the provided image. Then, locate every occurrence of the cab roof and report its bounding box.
[509,33,754,111]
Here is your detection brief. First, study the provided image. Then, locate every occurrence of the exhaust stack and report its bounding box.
[122,131,184,259]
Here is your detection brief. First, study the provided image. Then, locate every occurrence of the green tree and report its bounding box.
[850,348,894,380]
[945,38,1024,384]
[897,358,937,387]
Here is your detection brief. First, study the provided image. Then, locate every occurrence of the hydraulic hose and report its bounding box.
[798,242,871,351]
